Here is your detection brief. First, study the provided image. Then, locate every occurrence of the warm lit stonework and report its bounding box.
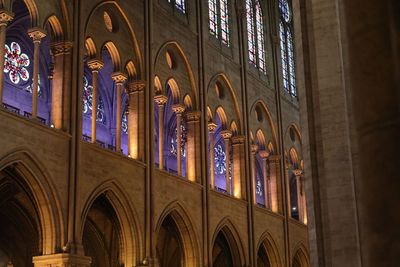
[0,0,398,267]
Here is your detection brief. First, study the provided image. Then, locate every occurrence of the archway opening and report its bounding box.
[257,244,271,267]
[0,166,42,267]
[212,231,233,267]
[82,194,122,267]
[156,214,184,267]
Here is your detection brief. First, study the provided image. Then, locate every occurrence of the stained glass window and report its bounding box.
[256,177,263,196]
[279,0,297,97]
[4,42,30,84]
[82,76,105,123]
[246,0,266,73]
[168,0,186,13]
[122,108,128,134]
[208,0,230,46]
[170,124,187,158]
[214,144,226,175]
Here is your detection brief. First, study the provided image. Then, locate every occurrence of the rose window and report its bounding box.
[4,42,30,84]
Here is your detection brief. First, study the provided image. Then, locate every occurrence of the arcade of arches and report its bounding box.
[0,0,398,267]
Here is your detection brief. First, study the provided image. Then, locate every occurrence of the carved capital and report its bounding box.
[259,150,269,159]
[220,130,232,140]
[50,41,73,56]
[293,169,303,177]
[0,10,14,26]
[186,111,201,122]
[208,122,217,133]
[154,94,167,106]
[231,135,245,145]
[111,72,127,84]
[126,80,145,94]
[172,104,185,115]
[28,27,46,43]
[87,59,104,71]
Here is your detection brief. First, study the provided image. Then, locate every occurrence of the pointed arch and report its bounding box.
[256,231,283,267]
[154,41,198,108]
[211,217,247,266]
[44,15,64,41]
[0,148,63,255]
[207,73,242,133]
[166,78,180,104]
[79,180,142,266]
[292,243,310,267]
[215,106,228,129]
[155,201,200,267]
[250,99,278,150]
[102,41,121,71]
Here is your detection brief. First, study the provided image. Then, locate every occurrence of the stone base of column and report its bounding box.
[32,253,91,267]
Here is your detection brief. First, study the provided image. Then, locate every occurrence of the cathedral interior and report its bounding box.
[0,0,398,266]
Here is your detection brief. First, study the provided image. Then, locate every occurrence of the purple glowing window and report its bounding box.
[82,76,105,123]
[214,144,226,175]
[170,124,187,157]
[4,42,30,84]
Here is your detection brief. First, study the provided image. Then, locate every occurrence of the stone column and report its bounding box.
[50,42,72,130]
[185,111,201,182]
[268,155,281,213]
[112,72,127,153]
[250,144,258,204]
[154,94,167,169]
[87,59,103,143]
[33,253,91,267]
[172,104,185,176]
[293,169,304,223]
[231,135,245,199]
[208,122,217,189]
[220,130,232,195]
[0,10,13,105]
[28,28,46,120]
[259,150,270,208]
[126,80,145,160]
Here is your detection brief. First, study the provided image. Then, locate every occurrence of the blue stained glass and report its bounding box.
[169,0,185,13]
[122,108,128,134]
[82,76,105,123]
[170,124,187,158]
[214,144,226,175]
[256,177,263,196]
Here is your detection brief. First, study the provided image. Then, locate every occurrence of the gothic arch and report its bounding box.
[154,41,198,108]
[0,148,63,255]
[155,201,200,267]
[79,180,142,266]
[292,243,310,267]
[208,73,242,133]
[211,217,247,266]
[250,100,278,151]
[256,231,283,267]
[85,1,142,78]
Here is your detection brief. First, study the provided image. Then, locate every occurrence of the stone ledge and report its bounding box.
[32,253,91,267]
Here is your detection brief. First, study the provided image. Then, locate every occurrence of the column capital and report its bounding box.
[172,104,185,114]
[126,80,146,94]
[112,72,127,84]
[220,129,232,140]
[186,111,201,122]
[87,59,104,71]
[251,143,258,154]
[208,122,217,132]
[50,41,73,56]
[268,154,281,163]
[231,135,245,145]
[154,94,168,106]
[28,27,46,42]
[0,10,14,26]
[259,150,269,159]
[293,169,303,177]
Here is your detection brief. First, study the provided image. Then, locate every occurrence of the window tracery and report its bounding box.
[214,144,226,175]
[82,76,105,123]
[209,0,230,46]
[246,0,266,73]
[170,124,187,158]
[4,42,30,85]
[279,0,297,97]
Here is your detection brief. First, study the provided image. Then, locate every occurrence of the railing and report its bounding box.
[2,103,47,125]
[2,103,20,114]
[82,134,123,153]
[23,111,46,124]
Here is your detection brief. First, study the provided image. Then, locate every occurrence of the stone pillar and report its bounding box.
[172,104,185,176]
[112,72,127,153]
[50,42,72,130]
[293,169,304,223]
[87,59,103,143]
[208,122,217,189]
[185,111,201,182]
[126,80,145,160]
[0,10,13,105]
[28,28,46,120]
[220,130,232,194]
[250,144,258,204]
[154,94,167,169]
[268,155,281,213]
[259,150,270,208]
[231,135,245,199]
[33,253,91,267]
